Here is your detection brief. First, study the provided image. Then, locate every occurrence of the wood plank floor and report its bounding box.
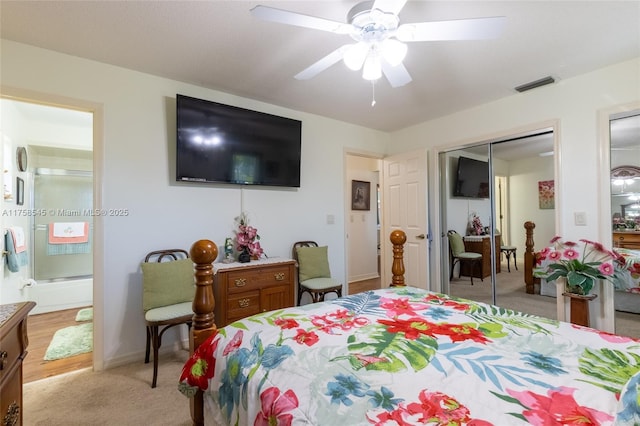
[349,277,381,294]
[23,307,93,383]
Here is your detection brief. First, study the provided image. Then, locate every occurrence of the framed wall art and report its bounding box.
[351,180,370,211]
[16,177,24,205]
[538,180,554,209]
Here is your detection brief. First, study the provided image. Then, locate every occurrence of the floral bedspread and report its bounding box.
[178,287,640,425]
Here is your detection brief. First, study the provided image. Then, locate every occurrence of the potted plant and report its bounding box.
[534,236,624,326]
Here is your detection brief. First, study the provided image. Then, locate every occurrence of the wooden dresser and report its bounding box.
[0,301,36,426]
[213,259,295,327]
[613,231,640,249]
[462,235,501,278]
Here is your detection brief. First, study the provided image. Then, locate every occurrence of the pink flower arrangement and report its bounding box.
[234,212,264,258]
[533,236,624,295]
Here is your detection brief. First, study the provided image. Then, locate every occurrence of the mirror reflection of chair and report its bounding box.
[141,249,194,388]
[292,241,342,305]
[447,230,483,285]
[498,232,518,272]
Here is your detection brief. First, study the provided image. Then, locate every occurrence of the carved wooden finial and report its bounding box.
[390,229,406,287]
[189,240,218,350]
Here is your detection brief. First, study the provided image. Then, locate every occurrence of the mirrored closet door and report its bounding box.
[440,130,556,318]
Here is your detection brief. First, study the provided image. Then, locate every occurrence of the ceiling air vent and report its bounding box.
[515,76,555,93]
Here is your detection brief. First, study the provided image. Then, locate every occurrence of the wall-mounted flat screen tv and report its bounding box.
[176,94,302,187]
[453,156,489,198]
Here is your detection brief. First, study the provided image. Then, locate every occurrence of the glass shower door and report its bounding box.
[32,169,93,280]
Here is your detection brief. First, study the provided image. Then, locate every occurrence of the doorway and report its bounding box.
[1,97,94,381]
[346,154,382,294]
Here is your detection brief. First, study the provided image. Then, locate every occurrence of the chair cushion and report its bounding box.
[300,277,341,291]
[145,301,193,322]
[447,232,466,256]
[296,246,331,282]
[142,258,194,312]
[458,252,482,260]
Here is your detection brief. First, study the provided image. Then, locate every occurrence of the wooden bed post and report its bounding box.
[189,239,218,426]
[524,221,537,294]
[390,230,406,287]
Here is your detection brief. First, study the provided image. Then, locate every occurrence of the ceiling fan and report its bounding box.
[250,0,506,88]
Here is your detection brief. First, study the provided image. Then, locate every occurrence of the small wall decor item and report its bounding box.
[351,180,370,211]
[538,180,554,209]
[16,177,24,205]
[16,146,27,172]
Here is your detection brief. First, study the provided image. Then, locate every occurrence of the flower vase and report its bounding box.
[238,249,251,263]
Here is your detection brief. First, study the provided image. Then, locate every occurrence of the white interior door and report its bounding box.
[382,149,428,288]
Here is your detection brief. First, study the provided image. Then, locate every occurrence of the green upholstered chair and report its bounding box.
[447,230,483,285]
[292,241,343,305]
[141,249,194,388]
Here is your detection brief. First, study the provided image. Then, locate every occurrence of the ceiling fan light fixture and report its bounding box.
[362,54,382,81]
[343,43,369,71]
[381,39,407,66]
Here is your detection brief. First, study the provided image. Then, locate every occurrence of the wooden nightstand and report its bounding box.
[1,301,36,426]
[213,259,295,327]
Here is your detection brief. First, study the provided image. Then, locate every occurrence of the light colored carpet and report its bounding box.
[43,322,93,361]
[24,351,197,426]
[450,260,640,339]
[75,307,93,322]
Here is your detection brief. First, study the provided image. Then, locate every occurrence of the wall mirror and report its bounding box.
[610,114,640,231]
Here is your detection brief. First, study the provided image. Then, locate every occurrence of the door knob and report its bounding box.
[416,234,426,240]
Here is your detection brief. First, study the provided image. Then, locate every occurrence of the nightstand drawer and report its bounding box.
[0,324,22,384]
[227,291,261,321]
[226,265,292,294]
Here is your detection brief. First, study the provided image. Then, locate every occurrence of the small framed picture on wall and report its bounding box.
[16,177,24,206]
[351,180,370,211]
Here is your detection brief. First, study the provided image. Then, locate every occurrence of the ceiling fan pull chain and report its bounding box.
[371,80,376,107]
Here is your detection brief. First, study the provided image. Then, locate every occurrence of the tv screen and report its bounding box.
[176,94,302,187]
[453,156,489,198]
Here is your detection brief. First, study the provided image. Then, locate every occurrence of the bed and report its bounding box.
[181,230,640,425]
[523,221,640,314]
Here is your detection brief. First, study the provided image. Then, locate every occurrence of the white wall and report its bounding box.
[0,40,389,367]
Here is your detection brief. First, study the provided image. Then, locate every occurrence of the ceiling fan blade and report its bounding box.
[371,0,408,15]
[396,16,506,42]
[251,5,352,34]
[295,45,350,80]
[381,60,412,88]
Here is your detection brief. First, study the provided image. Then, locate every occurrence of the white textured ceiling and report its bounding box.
[1,1,639,133]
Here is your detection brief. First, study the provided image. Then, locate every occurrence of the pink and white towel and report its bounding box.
[48,222,89,244]
[9,226,26,253]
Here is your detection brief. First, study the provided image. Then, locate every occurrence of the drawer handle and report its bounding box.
[238,298,250,308]
[274,272,285,281]
[234,278,247,287]
[0,351,7,371]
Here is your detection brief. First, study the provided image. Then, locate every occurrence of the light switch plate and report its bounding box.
[574,212,587,226]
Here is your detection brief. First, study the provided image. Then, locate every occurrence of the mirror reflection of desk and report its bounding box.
[613,231,640,249]
[462,235,501,278]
